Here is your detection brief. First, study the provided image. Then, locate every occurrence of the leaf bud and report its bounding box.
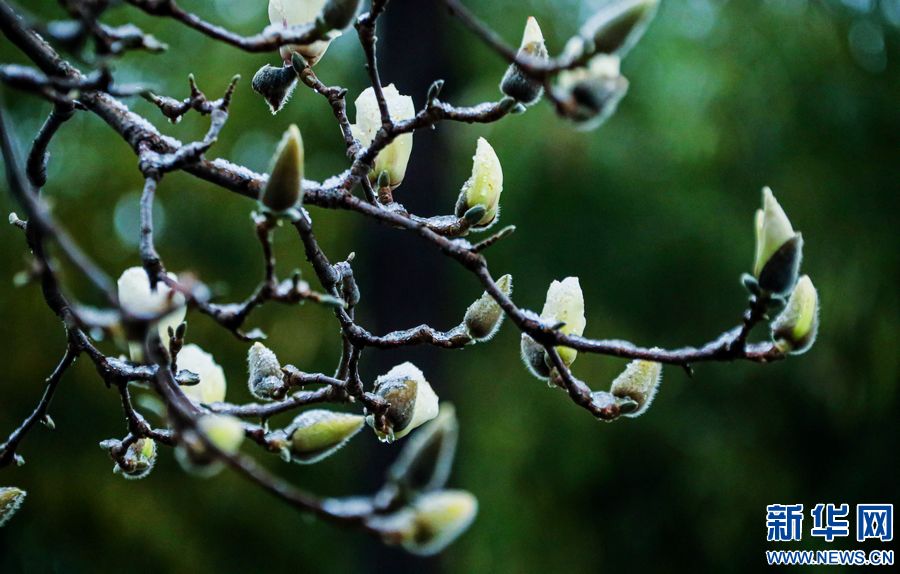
[251,64,299,114]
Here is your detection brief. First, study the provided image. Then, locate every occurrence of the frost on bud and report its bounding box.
[113,438,157,480]
[321,0,362,31]
[609,360,662,418]
[261,125,304,213]
[398,490,478,556]
[247,342,284,400]
[464,274,512,341]
[454,138,504,230]
[578,0,659,58]
[541,277,586,367]
[556,55,629,131]
[351,85,416,190]
[500,17,549,105]
[387,404,459,495]
[753,187,803,296]
[117,267,186,363]
[0,487,26,527]
[771,275,819,355]
[367,362,440,442]
[178,344,227,405]
[287,409,365,464]
[251,64,298,114]
[268,0,340,66]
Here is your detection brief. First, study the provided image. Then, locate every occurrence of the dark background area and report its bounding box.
[1,0,898,572]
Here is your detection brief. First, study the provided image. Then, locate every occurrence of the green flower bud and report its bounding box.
[351,84,415,190]
[464,274,512,341]
[609,360,663,418]
[753,187,803,296]
[520,331,551,380]
[113,438,157,480]
[321,0,362,30]
[178,344,227,405]
[0,487,26,527]
[540,277,586,367]
[454,138,504,230]
[500,17,549,105]
[556,55,629,131]
[287,409,365,464]
[387,404,459,495]
[400,490,478,556]
[251,64,299,114]
[771,275,819,355]
[247,342,284,400]
[262,125,304,212]
[578,0,659,58]
[367,362,440,442]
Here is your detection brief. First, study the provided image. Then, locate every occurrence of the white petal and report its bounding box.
[178,344,227,404]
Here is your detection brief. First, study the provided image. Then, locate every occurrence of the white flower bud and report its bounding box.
[178,344,227,405]
[540,277,586,367]
[197,414,245,455]
[454,138,504,229]
[753,187,803,296]
[247,342,284,400]
[287,409,365,464]
[464,274,512,341]
[113,438,157,480]
[771,275,819,355]
[351,84,416,189]
[268,0,339,66]
[117,267,186,362]
[367,362,439,442]
[321,0,362,31]
[0,487,26,527]
[500,16,549,105]
[609,360,662,418]
[556,55,629,131]
[400,490,478,556]
[261,125,304,212]
[579,0,659,58]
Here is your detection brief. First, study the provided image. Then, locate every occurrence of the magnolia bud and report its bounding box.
[387,404,459,496]
[464,274,512,341]
[268,0,340,66]
[610,360,662,418]
[500,17,549,105]
[113,438,157,480]
[261,125,304,212]
[400,490,478,556]
[541,277,587,367]
[520,331,551,380]
[367,362,440,442]
[0,487,26,527]
[771,275,819,355]
[454,138,504,230]
[117,267,186,363]
[351,84,415,189]
[178,344,227,405]
[247,342,284,400]
[176,415,243,475]
[556,55,629,131]
[579,0,659,58]
[321,0,362,30]
[287,409,365,464]
[251,64,298,114]
[753,187,803,296]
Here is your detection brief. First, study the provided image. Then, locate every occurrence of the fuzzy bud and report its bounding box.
[556,55,629,131]
[247,342,284,400]
[112,438,157,480]
[321,0,362,30]
[261,125,304,212]
[771,275,819,355]
[500,17,549,105]
[541,277,586,367]
[178,344,227,405]
[578,0,659,58]
[609,360,662,418]
[397,490,478,556]
[268,0,340,66]
[520,331,551,380]
[251,64,299,114]
[0,487,26,527]
[117,267,186,363]
[367,362,440,442]
[387,404,459,495]
[351,84,416,190]
[753,187,803,296]
[454,138,504,230]
[464,274,512,341]
[287,409,365,464]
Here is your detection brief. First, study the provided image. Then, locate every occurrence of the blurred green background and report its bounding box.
[1,0,898,572]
